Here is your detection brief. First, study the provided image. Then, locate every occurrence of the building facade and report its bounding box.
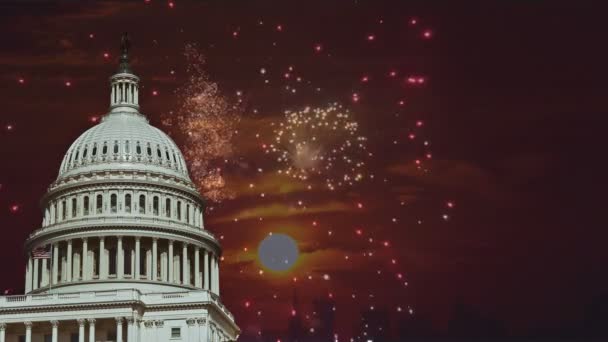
[0,37,239,342]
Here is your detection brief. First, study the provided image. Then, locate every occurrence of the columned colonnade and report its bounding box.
[0,316,228,342]
[25,236,220,294]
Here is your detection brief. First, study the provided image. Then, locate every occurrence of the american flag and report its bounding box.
[32,246,51,259]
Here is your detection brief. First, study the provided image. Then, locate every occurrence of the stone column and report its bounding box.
[32,258,39,290]
[155,321,164,342]
[135,237,141,280]
[99,237,107,279]
[51,320,59,342]
[168,240,174,283]
[198,318,207,342]
[88,318,96,342]
[152,238,158,281]
[144,321,154,342]
[194,247,201,287]
[209,255,215,293]
[41,258,49,287]
[182,243,189,285]
[78,319,86,342]
[25,256,33,292]
[0,322,6,342]
[24,321,32,342]
[66,239,73,282]
[126,318,134,342]
[52,244,59,285]
[115,317,123,342]
[186,319,196,342]
[82,238,88,280]
[117,236,124,279]
[215,256,220,295]
[203,250,209,290]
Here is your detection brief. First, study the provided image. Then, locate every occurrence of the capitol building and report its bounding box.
[0,36,239,342]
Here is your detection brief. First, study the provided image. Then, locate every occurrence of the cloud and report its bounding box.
[388,159,502,198]
[227,172,311,197]
[210,200,353,224]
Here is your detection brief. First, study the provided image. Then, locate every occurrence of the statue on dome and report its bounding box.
[120,32,131,56]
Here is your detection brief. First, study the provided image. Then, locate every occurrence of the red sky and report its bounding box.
[0,1,606,340]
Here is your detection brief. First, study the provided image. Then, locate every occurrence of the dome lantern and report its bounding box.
[109,32,140,114]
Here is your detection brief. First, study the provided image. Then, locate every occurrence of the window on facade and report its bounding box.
[177,201,182,220]
[114,141,119,154]
[83,196,89,216]
[83,146,88,159]
[102,143,108,155]
[171,327,181,338]
[186,204,190,224]
[136,142,141,155]
[92,144,97,157]
[165,198,171,217]
[153,196,159,215]
[157,147,162,159]
[165,150,171,162]
[147,143,152,156]
[125,194,132,213]
[72,198,77,217]
[74,150,79,162]
[139,195,146,214]
[125,140,130,154]
[96,194,103,214]
[62,200,67,220]
[111,194,117,213]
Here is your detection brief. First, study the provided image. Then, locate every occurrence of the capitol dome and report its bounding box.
[57,112,192,185]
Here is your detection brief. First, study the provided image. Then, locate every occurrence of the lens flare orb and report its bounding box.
[258,233,299,272]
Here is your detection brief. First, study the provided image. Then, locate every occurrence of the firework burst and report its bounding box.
[266,103,368,190]
[163,44,242,202]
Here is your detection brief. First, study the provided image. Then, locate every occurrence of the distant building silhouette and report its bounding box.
[310,296,336,341]
[287,288,305,342]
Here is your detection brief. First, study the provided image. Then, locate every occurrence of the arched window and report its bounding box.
[165,198,171,217]
[157,146,162,159]
[125,194,132,213]
[153,196,159,216]
[71,198,77,217]
[147,143,152,156]
[68,150,75,165]
[62,200,67,220]
[139,195,146,214]
[83,146,88,159]
[165,150,171,163]
[177,201,182,221]
[111,194,117,213]
[186,204,190,224]
[114,141,119,154]
[96,194,103,214]
[92,143,97,157]
[83,196,89,216]
[136,142,142,155]
[102,143,108,155]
